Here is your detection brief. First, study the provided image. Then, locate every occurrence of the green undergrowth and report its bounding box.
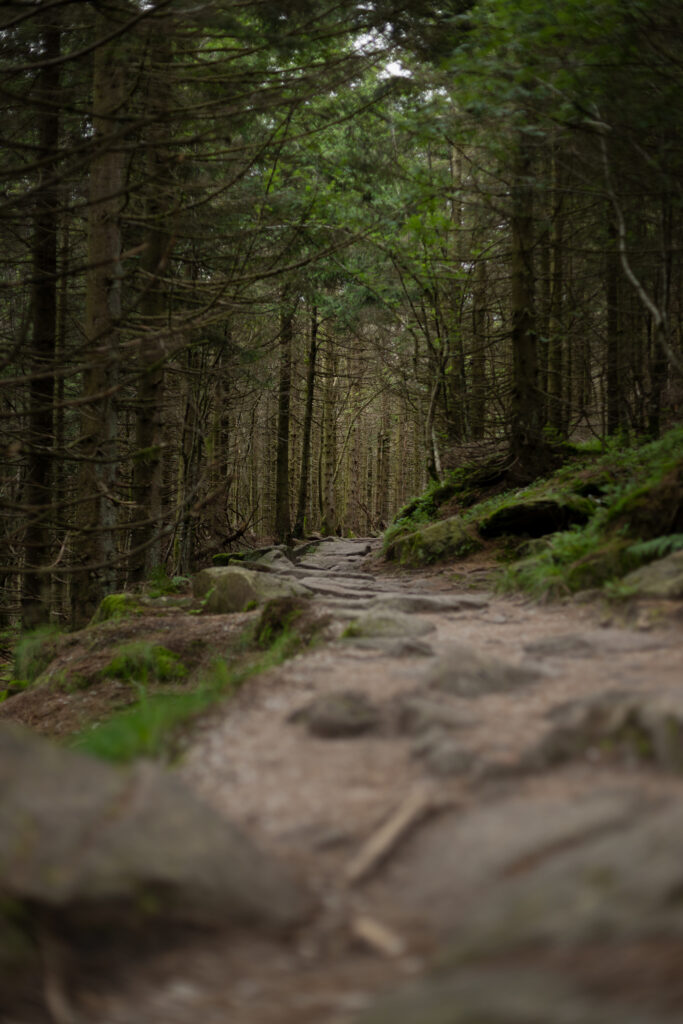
[383,460,507,550]
[102,642,188,685]
[500,427,683,597]
[69,620,308,763]
[384,425,683,598]
[145,567,191,599]
[10,626,61,688]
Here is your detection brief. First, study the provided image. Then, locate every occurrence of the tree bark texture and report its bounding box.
[72,16,126,625]
[22,16,60,627]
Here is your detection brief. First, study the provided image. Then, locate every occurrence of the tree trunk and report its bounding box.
[470,256,487,439]
[293,305,318,537]
[546,147,565,437]
[509,136,549,481]
[128,35,173,582]
[605,217,623,435]
[22,15,60,628]
[274,285,295,543]
[320,337,338,535]
[72,16,126,625]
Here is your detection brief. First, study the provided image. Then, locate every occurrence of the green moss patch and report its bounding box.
[385,516,483,567]
[90,593,144,626]
[102,642,188,685]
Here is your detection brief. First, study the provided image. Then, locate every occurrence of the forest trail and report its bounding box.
[47,540,683,1022]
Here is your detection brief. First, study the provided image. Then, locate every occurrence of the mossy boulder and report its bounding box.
[620,549,683,599]
[608,464,683,540]
[90,593,145,626]
[565,538,639,591]
[192,566,312,613]
[384,516,482,567]
[478,496,593,540]
[254,596,328,649]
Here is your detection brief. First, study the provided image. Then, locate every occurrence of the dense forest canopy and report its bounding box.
[1,0,681,627]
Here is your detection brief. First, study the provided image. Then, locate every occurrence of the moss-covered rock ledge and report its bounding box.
[380,426,683,598]
[384,516,482,567]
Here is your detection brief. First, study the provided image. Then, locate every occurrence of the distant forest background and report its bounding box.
[1,0,681,627]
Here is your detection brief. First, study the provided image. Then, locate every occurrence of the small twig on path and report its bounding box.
[345,783,454,885]
[349,914,407,958]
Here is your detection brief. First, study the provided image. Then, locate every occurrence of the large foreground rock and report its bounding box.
[356,790,683,1023]
[0,724,314,950]
[356,967,667,1024]
[192,565,311,612]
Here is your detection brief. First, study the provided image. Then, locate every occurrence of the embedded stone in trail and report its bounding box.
[346,609,437,639]
[439,798,683,959]
[355,966,667,1024]
[298,576,383,600]
[393,692,475,735]
[0,725,315,950]
[523,688,683,772]
[192,565,312,612]
[369,593,489,615]
[296,538,376,571]
[342,636,435,657]
[523,628,671,660]
[365,791,642,939]
[291,690,381,738]
[412,731,475,777]
[425,643,542,697]
[523,632,597,658]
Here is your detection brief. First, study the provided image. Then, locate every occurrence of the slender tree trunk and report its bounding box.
[293,305,318,537]
[72,17,126,625]
[509,136,548,480]
[470,256,487,438]
[274,285,295,543]
[320,337,338,535]
[547,148,565,436]
[605,217,623,435]
[129,36,172,582]
[175,347,202,574]
[22,15,60,627]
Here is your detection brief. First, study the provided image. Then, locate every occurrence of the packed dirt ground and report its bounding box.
[3,537,683,1024]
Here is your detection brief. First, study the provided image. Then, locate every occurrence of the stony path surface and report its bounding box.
[60,539,683,1023]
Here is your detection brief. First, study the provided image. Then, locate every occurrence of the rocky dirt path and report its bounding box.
[37,539,683,1023]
